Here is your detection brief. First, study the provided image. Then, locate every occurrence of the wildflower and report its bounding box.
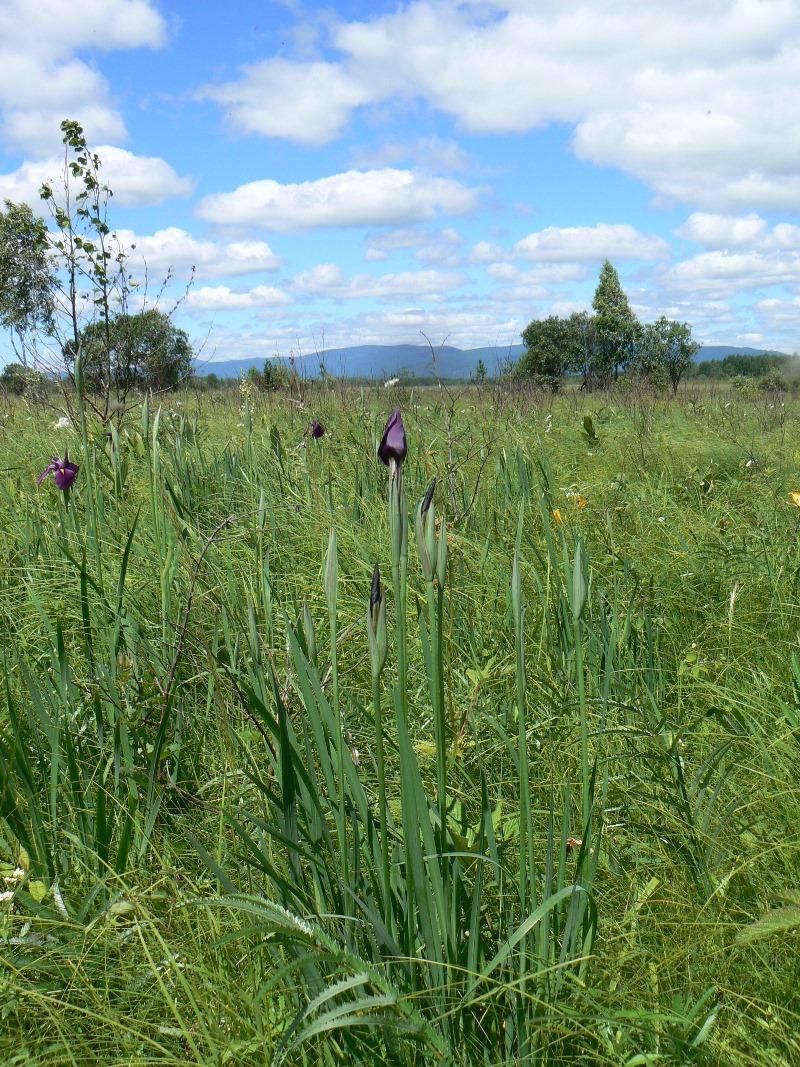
[552,508,563,525]
[789,491,800,508]
[378,407,406,467]
[310,420,325,439]
[52,416,71,430]
[416,479,438,582]
[38,450,79,491]
[367,562,388,679]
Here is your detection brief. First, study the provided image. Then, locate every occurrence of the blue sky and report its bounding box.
[1,0,799,369]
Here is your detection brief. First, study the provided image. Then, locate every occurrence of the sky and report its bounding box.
[1,0,800,369]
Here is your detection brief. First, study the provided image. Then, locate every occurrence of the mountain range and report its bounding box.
[194,343,784,381]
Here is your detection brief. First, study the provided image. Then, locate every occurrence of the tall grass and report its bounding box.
[1,382,800,1064]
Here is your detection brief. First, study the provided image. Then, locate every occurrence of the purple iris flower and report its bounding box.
[38,450,79,491]
[378,408,406,467]
[311,420,325,439]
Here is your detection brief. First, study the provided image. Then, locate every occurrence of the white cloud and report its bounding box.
[514,224,669,262]
[677,212,800,252]
[197,169,479,232]
[196,60,369,145]
[113,228,282,278]
[0,0,166,156]
[487,262,588,283]
[667,249,800,294]
[0,148,192,208]
[677,213,768,248]
[469,241,508,265]
[290,263,467,300]
[351,137,471,173]
[365,226,464,265]
[0,0,165,57]
[754,296,800,330]
[202,1,800,212]
[489,284,553,304]
[186,285,292,311]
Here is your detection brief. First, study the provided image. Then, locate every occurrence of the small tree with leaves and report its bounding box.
[69,309,193,394]
[516,313,589,391]
[38,120,191,423]
[0,200,58,369]
[637,317,700,393]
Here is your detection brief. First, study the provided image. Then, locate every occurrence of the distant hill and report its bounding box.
[195,343,784,380]
[195,343,525,381]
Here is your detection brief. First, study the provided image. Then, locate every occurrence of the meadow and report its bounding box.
[1,376,799,1066]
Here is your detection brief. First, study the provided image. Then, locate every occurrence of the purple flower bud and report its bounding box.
[311,420,325,439]
[38,449,79,491]
[378,408,406,467]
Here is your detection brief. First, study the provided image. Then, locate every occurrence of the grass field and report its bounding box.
[1,377,800,1065]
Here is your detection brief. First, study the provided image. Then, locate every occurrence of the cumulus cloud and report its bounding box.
[351,136,471,173]
[667,213,800,299]
[365,226,464,265]
[469,241,508,265]
[113,228,283,278]
[0,148,192,208]
[196,60,369,145]
[0,0,166,155]
[677,212,800,252]
[677,213,769,249]
[486,263,588,283]
[667,250,800,294]
[754,296,800,328]
[489,284,554,304]
[197,169,479,231]
[186,285,292,311]
[290,263,467,300]
[199,0,800,212]
[514,224,669,262]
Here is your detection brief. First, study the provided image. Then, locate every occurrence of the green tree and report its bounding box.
[472,358,488,384]
[0,361,46,396]
[516,316,571,390]
[592,260,641,384]
[68,309,193,394]
[638,317,700,392]
[0,200,57,368]
[517,312,592,391]
[35,120,192,422]
[261,357,290,390]
[569,310,598,391]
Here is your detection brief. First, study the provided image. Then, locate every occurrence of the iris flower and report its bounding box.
[378,408,406,467]
[38,450,79,491]
[311,420,325,439]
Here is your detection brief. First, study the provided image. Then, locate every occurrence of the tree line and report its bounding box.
[515,260,699,393]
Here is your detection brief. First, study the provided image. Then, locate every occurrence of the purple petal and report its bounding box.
[311,420,325,439]
[378,407,407,466]
[53,462,79,491]
[37,458,58,486]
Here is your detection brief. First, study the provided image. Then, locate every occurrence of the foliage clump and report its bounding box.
[516,260,699,393]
